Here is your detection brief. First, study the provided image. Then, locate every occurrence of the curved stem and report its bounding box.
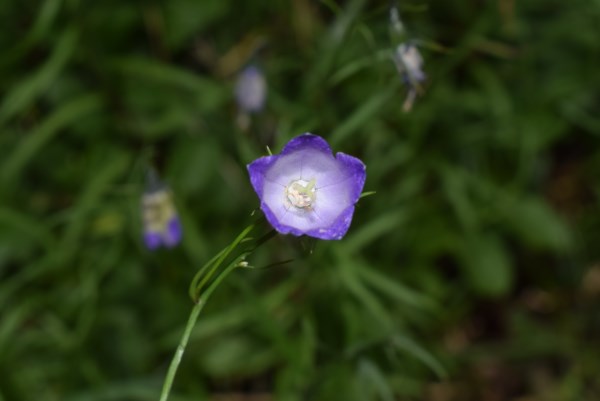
[188,224,255,302]
[159,222,276,401]
[159,258,242,401]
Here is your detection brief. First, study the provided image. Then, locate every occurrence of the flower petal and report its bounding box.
[260,200,317,237]
[305,204,357,240]
[163,217,182,248]
[247,133,367,240]
[261,179,321,233]
[335,152,367,202]
[265,151,303,186]
[248,155,279,196]
[144,231,162,250]
[280,133,332,156]
[235,65,267,113]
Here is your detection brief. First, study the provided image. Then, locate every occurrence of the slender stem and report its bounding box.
[188,224,255,301]
[158,257,245,401]
[159,222,274,401]
[158,301,203,401]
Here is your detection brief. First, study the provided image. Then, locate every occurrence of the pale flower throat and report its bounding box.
[285,178,317,210]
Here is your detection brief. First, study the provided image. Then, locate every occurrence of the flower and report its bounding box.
[247,134,366,240]
[393,43,426,112]
[235,64,267,114]
[141,171,182,250]
[394,43,426,84]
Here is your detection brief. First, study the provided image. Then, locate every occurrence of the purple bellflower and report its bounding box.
[247,134,366,240]
[389,2,427,112]
[235,64,267,114]
[394,43,426,84]
[142,171,182,250]
[393,43,426,112]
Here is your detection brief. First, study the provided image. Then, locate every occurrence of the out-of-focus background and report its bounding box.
[1,0,599,400]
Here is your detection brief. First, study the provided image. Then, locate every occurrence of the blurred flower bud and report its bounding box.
[393,43,426,112]
[235,65,267,114]
[141,170,182,250]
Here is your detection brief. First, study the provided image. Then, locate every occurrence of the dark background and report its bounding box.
[1,0,599,400]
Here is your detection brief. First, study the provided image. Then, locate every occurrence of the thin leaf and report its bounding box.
[391,335,447,379]
[330,83,398,147]
[357,358,395,401]
[0,29,77,124]
[357,266,437,311]
[1,94,102,184]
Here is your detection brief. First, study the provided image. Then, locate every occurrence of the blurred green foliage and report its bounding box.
[1,0,600,400]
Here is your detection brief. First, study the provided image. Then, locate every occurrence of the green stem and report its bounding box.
[188,224,255,301]
[158,258,242,401]
[158,223,276,401]
[158,301,202,401]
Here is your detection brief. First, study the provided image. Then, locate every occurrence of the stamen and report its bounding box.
[285,179,317,210]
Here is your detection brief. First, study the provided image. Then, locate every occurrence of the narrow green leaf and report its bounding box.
[58,152,130,262]
[189,224,255,301]
[304,0,367,94]
[0,29,77,124]
[329,49,391,86]
[342,210,407,253]
[357,358,395,401]
[0,207,56,252]
[357,266,437,311]
[337,257,393,330]
[1,94,102,183]
[501,197,572,251]
[359,191,377,199]
[330,83,398,147]
[391,335,447,379]
[0,0,62,67]
[111,56,226,111]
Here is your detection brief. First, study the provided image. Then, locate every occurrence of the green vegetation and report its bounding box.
[1,0,599,400]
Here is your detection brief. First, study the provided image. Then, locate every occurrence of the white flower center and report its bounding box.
[142,190,177,232]
[285,178,317,210]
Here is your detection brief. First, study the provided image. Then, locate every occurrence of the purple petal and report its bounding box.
[144,231,162,250]
[248,154,279,196]
[334,152,367,202]
[266,149,345,188]
[306,204,357,240]
[280,133,332,156]
[235,65,266,113]
[260,201,310,237]
[163,217,182,248]
[247,133,367,240]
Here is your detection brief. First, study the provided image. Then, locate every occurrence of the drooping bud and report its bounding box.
[235,65,267,114]
[141,169,182,250]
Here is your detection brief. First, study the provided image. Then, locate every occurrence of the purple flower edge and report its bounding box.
[143,216,182,250]
[280,133,332,156]
[144,231,162,250]
[260,201,358,240]
[247,133,366,240]
[163,217,182,248]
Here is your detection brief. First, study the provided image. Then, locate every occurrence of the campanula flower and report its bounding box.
[389,2,427,112]
[247,134,366,240]
[394,43,426,84]
[235,64,267,114]
[141,170,182,250]
[393,43,426,112]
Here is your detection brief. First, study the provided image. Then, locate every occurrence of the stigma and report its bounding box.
[285,178,317,210]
